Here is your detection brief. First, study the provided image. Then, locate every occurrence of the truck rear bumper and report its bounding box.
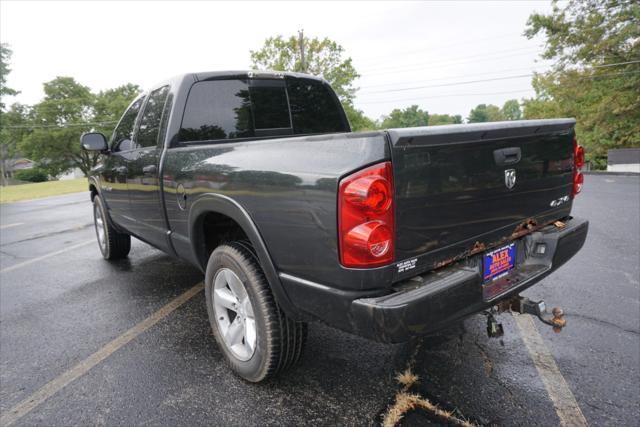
[279,216,588,343]
[350,216,588,342]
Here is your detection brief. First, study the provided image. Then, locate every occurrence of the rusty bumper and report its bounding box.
[349,216,589,343]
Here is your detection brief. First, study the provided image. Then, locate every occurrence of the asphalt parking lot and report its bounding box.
[0,174,638,426]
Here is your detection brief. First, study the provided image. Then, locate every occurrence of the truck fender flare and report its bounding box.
[188,194,301,319]
[87,176,124,232]
[88,176,100,200]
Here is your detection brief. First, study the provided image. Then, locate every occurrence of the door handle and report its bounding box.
[142,165,157,175]
[493,147,522,166]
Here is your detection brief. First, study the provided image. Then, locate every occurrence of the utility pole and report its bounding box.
[298,29,306,72]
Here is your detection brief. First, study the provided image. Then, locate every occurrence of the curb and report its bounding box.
[583,171,639,177]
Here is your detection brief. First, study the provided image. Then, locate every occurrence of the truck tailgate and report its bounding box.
[388,119,576,275]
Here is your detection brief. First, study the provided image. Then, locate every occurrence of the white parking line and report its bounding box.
[0,240,95,274]
[0,222,24,230]
[0,282,204,427]
[514,313,589,427]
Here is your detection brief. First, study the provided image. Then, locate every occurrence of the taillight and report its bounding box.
[573,171,584,195]
[572,137,585,197]
[574,144,585,169]
[339,162,394,267]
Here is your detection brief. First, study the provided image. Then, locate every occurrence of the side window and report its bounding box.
[137,86,170,148]
[111,97,144,152]
[179,80,252,142]
[286,79,347,134]
[177,77,347,144]
[157,92,174,148]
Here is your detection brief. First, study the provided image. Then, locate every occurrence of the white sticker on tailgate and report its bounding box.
[397,258,417,273]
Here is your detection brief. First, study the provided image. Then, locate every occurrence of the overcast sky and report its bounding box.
[1,0,557,121]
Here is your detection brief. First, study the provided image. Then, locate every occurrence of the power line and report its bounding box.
[356,70,640,106]
[362,73,533,94]
[359,68,640,96]
[362,50,544,77]
[4,121,117,130]
[355,31,527,65]
[358,63,554,89]
[357,59,639,92]
[357,89,534,105]
[590,59,640,68]
[359,46,543,73]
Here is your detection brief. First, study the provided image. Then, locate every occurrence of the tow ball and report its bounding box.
[485,296,567,337]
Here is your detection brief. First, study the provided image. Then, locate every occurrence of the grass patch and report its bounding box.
[0,178,88,203]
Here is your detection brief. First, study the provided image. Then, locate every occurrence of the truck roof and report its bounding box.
[192,70,326,83]
[145,70,328,96]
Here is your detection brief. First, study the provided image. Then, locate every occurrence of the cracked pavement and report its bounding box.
[1,174,639,426]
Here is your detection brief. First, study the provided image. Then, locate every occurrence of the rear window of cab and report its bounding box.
[178,77,348,143]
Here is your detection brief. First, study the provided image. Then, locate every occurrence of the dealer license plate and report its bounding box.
[483,243,516,282]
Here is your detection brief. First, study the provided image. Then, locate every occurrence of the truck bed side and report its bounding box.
[162,131,392,291]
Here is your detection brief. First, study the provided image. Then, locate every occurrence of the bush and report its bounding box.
[14,168,49,182]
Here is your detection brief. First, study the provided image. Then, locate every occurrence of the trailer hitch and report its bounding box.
[499,296,567,332]
[485,312,504,338]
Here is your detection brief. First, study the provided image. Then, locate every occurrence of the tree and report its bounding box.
[0,43,21,185]
[467,104,504,123]
[501,99,522,120]
[250,31,380,131]
[17,78,141,177]
[0,104,30,185]
[381,105,429,128]
[250,31,360,105]
[523,0,640,168]
[93,83,141,139]
[344,104,377,131]
[0,44,18,110]
[19,77,97,177]
[428,113,462,126]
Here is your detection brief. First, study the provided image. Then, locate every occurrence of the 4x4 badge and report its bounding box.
[504,169,516,189]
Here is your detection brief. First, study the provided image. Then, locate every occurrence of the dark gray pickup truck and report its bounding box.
[82,71,588,382]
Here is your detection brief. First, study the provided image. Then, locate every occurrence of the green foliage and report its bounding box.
[19,77,97,177]
[1,104,30,182]
[523,0,640,167]
[250,31,378,131]
[93,84,141,140]
[15,78,140,178]
[381,105,429,128]
[1,44,24,185]
[250,31,360,105]
[344,104,377,131]
[1,43,141,180]
[14,167,48,182]
[428,113,463,126]
[501,99,522,120]
[467,104,505,123]
[0,43,19,110]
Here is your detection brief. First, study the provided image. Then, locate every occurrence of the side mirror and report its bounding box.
[80,132,108,152]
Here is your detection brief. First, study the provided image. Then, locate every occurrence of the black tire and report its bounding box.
[205,242,307,382]
[93,195,131,260]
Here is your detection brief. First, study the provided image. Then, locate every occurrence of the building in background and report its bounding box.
[58,168,85,180]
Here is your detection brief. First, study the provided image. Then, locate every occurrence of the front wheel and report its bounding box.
[93,195,131,260]
[205,242,307,382]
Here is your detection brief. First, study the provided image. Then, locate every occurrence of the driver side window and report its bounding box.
[111,97,144,152]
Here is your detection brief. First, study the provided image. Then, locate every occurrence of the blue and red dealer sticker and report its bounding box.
[483,243,516,282]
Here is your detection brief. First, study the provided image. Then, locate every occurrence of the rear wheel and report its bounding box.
[205,242,307,382]
[93,195,131,260]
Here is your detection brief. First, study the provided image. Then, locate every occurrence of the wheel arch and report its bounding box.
[88,177,99,201]
[188,194,301,319]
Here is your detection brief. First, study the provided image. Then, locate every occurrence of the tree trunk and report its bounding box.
[0,159,6,186]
